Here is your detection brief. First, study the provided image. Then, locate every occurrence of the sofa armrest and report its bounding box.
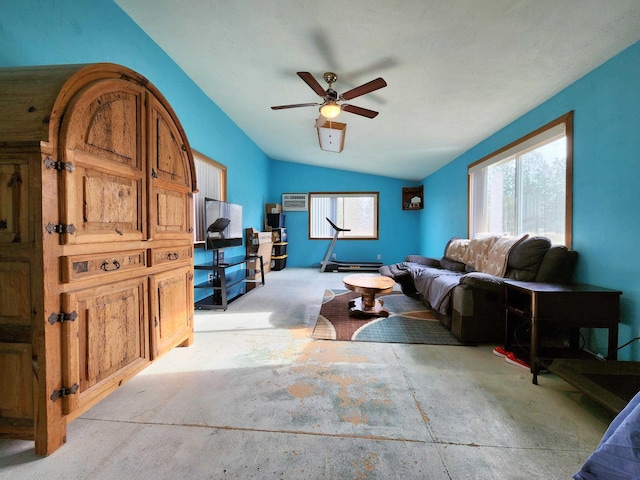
[379,263,417,295]
[405,255,441,268]
[459,272,504,294]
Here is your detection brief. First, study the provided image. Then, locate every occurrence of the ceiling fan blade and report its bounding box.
[342,104,379,119]
[271,102,319,110]
[315,115,327,128]
[340,77,387,101]
[297,71,327,97]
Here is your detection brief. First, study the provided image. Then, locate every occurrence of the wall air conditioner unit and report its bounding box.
[282,193,308,211]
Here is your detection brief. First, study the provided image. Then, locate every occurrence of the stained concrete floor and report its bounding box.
[0,268,614,479]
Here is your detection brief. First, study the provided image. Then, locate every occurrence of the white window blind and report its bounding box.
[309,192,379,239]
[192,150,227,243]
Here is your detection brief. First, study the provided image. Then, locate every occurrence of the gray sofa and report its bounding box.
[380,234,578,343]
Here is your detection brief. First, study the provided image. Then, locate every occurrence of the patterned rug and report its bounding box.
[312,289,471,345]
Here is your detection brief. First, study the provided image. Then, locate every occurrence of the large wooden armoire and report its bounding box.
[0,63,197,454]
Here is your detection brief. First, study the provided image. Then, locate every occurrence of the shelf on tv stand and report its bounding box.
[194,252,264,310]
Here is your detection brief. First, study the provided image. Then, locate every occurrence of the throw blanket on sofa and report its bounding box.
[405,263,464,314]
[448,233,528,277]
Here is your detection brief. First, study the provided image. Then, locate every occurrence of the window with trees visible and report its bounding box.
[309,192,379,239]
[468,112,573,246]
[192,150,227,244]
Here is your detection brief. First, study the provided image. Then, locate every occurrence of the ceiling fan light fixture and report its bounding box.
[317,121,346,153]
[319,101,341,119]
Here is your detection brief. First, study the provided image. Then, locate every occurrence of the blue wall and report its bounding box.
[270,161,421,268]
[421,41,640,361]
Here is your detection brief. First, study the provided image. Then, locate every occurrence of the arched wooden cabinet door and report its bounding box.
[147,96,193,240]
[59,79,146,245]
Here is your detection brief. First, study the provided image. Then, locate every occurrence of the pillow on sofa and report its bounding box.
[461,234,502,271]
[506,236,551,281]
[445,238,470,264]
[480,233,528,277]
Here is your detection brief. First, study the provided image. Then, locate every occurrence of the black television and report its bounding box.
[204,198,243,250]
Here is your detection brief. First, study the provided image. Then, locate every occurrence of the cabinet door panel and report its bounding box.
[150,102,189,187]
[0,162,28,244]
[64,278,149,413]
[59,79,146,244]
[154,187,190,236]
[0,343,33,420]
[63,80,144,170]
[0,260,31,326]
[150,266,193,359]
[62,164,144,243]
[148,98,193,240]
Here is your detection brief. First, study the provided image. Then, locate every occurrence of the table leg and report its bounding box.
[530,314,539,385]
[608,323,619,360]
[362,292,376,310]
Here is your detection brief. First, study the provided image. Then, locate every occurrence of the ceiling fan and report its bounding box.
[271,71,387,127]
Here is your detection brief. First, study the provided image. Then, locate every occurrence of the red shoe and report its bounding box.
[492,346,510,358]
[504,352,530,370]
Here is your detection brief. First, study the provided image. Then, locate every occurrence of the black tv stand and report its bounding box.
[194,251,264,310]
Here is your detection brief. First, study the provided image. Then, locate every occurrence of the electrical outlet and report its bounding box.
[332,253,336,260]
[376,254,381,260]
[208,272,213,283]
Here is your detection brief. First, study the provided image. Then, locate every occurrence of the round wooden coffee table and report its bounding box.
[343,274,395,317]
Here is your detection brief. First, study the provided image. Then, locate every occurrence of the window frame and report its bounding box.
[467,111,573,247]
[192,149,227,245]
[308,191,380,240]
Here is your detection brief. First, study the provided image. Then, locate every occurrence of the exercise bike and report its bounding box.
[320,218,383,272]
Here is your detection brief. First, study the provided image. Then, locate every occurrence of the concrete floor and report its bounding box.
[0,268,614,479]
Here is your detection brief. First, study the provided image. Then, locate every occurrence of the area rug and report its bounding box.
[312,289,472,345]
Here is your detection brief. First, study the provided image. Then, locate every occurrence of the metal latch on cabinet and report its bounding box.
[45,222,76,235]
[47,311,78,325]
[44,157,75,172]
[50,384,79,402]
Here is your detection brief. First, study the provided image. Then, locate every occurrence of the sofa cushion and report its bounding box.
[440,256,467,272]
[379,263,417,295]
[405,255,440,267]
[535,246,577,283]
[459,272,504,293]
[506,236,551,281]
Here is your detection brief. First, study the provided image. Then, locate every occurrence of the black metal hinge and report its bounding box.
[50,384,79,402]
[45,222,76,235]
[47,311,78,325]
[44,157,75,172]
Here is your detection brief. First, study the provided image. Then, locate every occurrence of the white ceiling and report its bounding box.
[115,0,640,181]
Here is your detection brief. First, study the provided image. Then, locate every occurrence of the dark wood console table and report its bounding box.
[503,280,622,384]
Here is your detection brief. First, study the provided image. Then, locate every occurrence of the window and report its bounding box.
[468,112,573,246]
[309,192,379,239]
[192,150,227,243]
